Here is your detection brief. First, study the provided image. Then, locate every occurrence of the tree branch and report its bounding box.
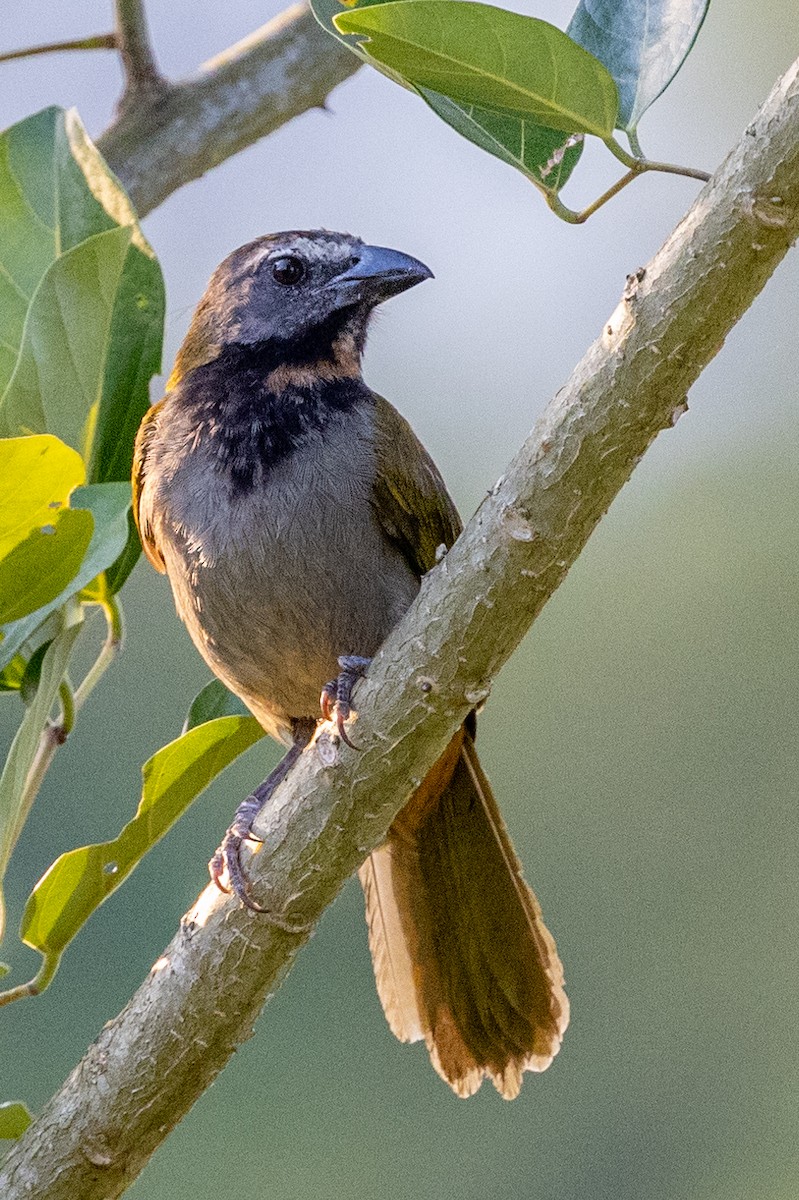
[2,55,797,1200]
[98,3,361,216]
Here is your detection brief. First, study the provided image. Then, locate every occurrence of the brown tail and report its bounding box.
[358,727,569,1099]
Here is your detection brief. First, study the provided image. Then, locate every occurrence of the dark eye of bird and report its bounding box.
[270,255,306,286]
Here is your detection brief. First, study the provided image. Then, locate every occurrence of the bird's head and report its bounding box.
[168,230,433,388]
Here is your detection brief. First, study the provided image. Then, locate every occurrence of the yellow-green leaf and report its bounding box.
[311,0,584,193]
[0,509,93,625]
[335,1,619,137]
[21,715,264,959]
[0,435,84,559]
[0,483,131,671]
[0,1102,32,1140]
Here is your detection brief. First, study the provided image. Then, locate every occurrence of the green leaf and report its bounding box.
[0,656,25,693]
[0,510,93,626]
[0,109,90,393]
[0,435,85,558]
[69,482,133,580]
[334,1,618,137]
[568,0,710,132]
[312,0,416,86]
[1,227,133,456]
[0,603,83,939]
[102,508,142,595]
[90,215,166,487]
[0,109,163,465]
[0,435,94,625]
[57,111,165,487]
[418,89,583,195]
[0,107,164,586]
[0,1101,32,1140]
[312,0,583,193]
[20,715,265,961]
[20,641,52,705]
[0,482,131,672]
[0,610,60,676]
[184,679,252,733]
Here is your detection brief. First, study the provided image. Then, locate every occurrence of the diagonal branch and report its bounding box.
[98,3,361,216]
[2,55,798,1200]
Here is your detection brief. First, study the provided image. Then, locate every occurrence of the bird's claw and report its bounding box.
[320,681,357,745]
[320,681,336,723]
[209,792,269,910]
[209,826,266,912]
[319,655,372,750]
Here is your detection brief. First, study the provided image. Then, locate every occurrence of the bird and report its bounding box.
[132,230,569,1098]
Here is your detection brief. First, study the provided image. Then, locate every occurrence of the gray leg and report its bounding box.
[209,717,316,911]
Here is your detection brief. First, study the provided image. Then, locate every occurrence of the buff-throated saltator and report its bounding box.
[133,231,568,1098]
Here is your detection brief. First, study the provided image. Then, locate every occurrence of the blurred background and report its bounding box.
[1,2,798,1197]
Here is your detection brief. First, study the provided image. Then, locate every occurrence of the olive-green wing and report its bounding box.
[370,393,462,579]
[131,399,166,573]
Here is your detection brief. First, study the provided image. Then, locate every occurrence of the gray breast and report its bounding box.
[147,402,419,742]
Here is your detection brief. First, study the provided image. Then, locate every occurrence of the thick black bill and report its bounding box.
[329,243,433,305]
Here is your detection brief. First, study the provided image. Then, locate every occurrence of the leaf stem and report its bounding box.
[547,170,639,224]
[0,35,117,66]
[605,134,711,182]
[0,952,61,1008]
[7,725,67,858]
[58,680,75,738]
[73,595,124,714]
[627,128,644,159]
[549,136,713,224]
[0,597,122,1005]
[4,596,121,867]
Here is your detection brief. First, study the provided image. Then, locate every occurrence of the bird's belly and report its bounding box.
[163,485,419,742]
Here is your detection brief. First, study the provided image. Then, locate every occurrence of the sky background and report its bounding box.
[1,4,798,1199]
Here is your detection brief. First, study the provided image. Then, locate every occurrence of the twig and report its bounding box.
[0,35,117,66]
[2,53,798,1200]
[114,0,168,110]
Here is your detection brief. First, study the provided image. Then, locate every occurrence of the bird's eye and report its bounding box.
[270,255,306,286]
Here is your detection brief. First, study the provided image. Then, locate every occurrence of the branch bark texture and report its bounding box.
[98,4,360,216]
[2,56,798,1200]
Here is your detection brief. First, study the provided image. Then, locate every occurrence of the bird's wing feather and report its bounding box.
[370,393,462,579]
[131,400,166,573]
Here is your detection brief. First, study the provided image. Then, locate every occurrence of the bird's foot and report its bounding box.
[320,655,372,749]
[209,719,314,911]
[209,794,267,912]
